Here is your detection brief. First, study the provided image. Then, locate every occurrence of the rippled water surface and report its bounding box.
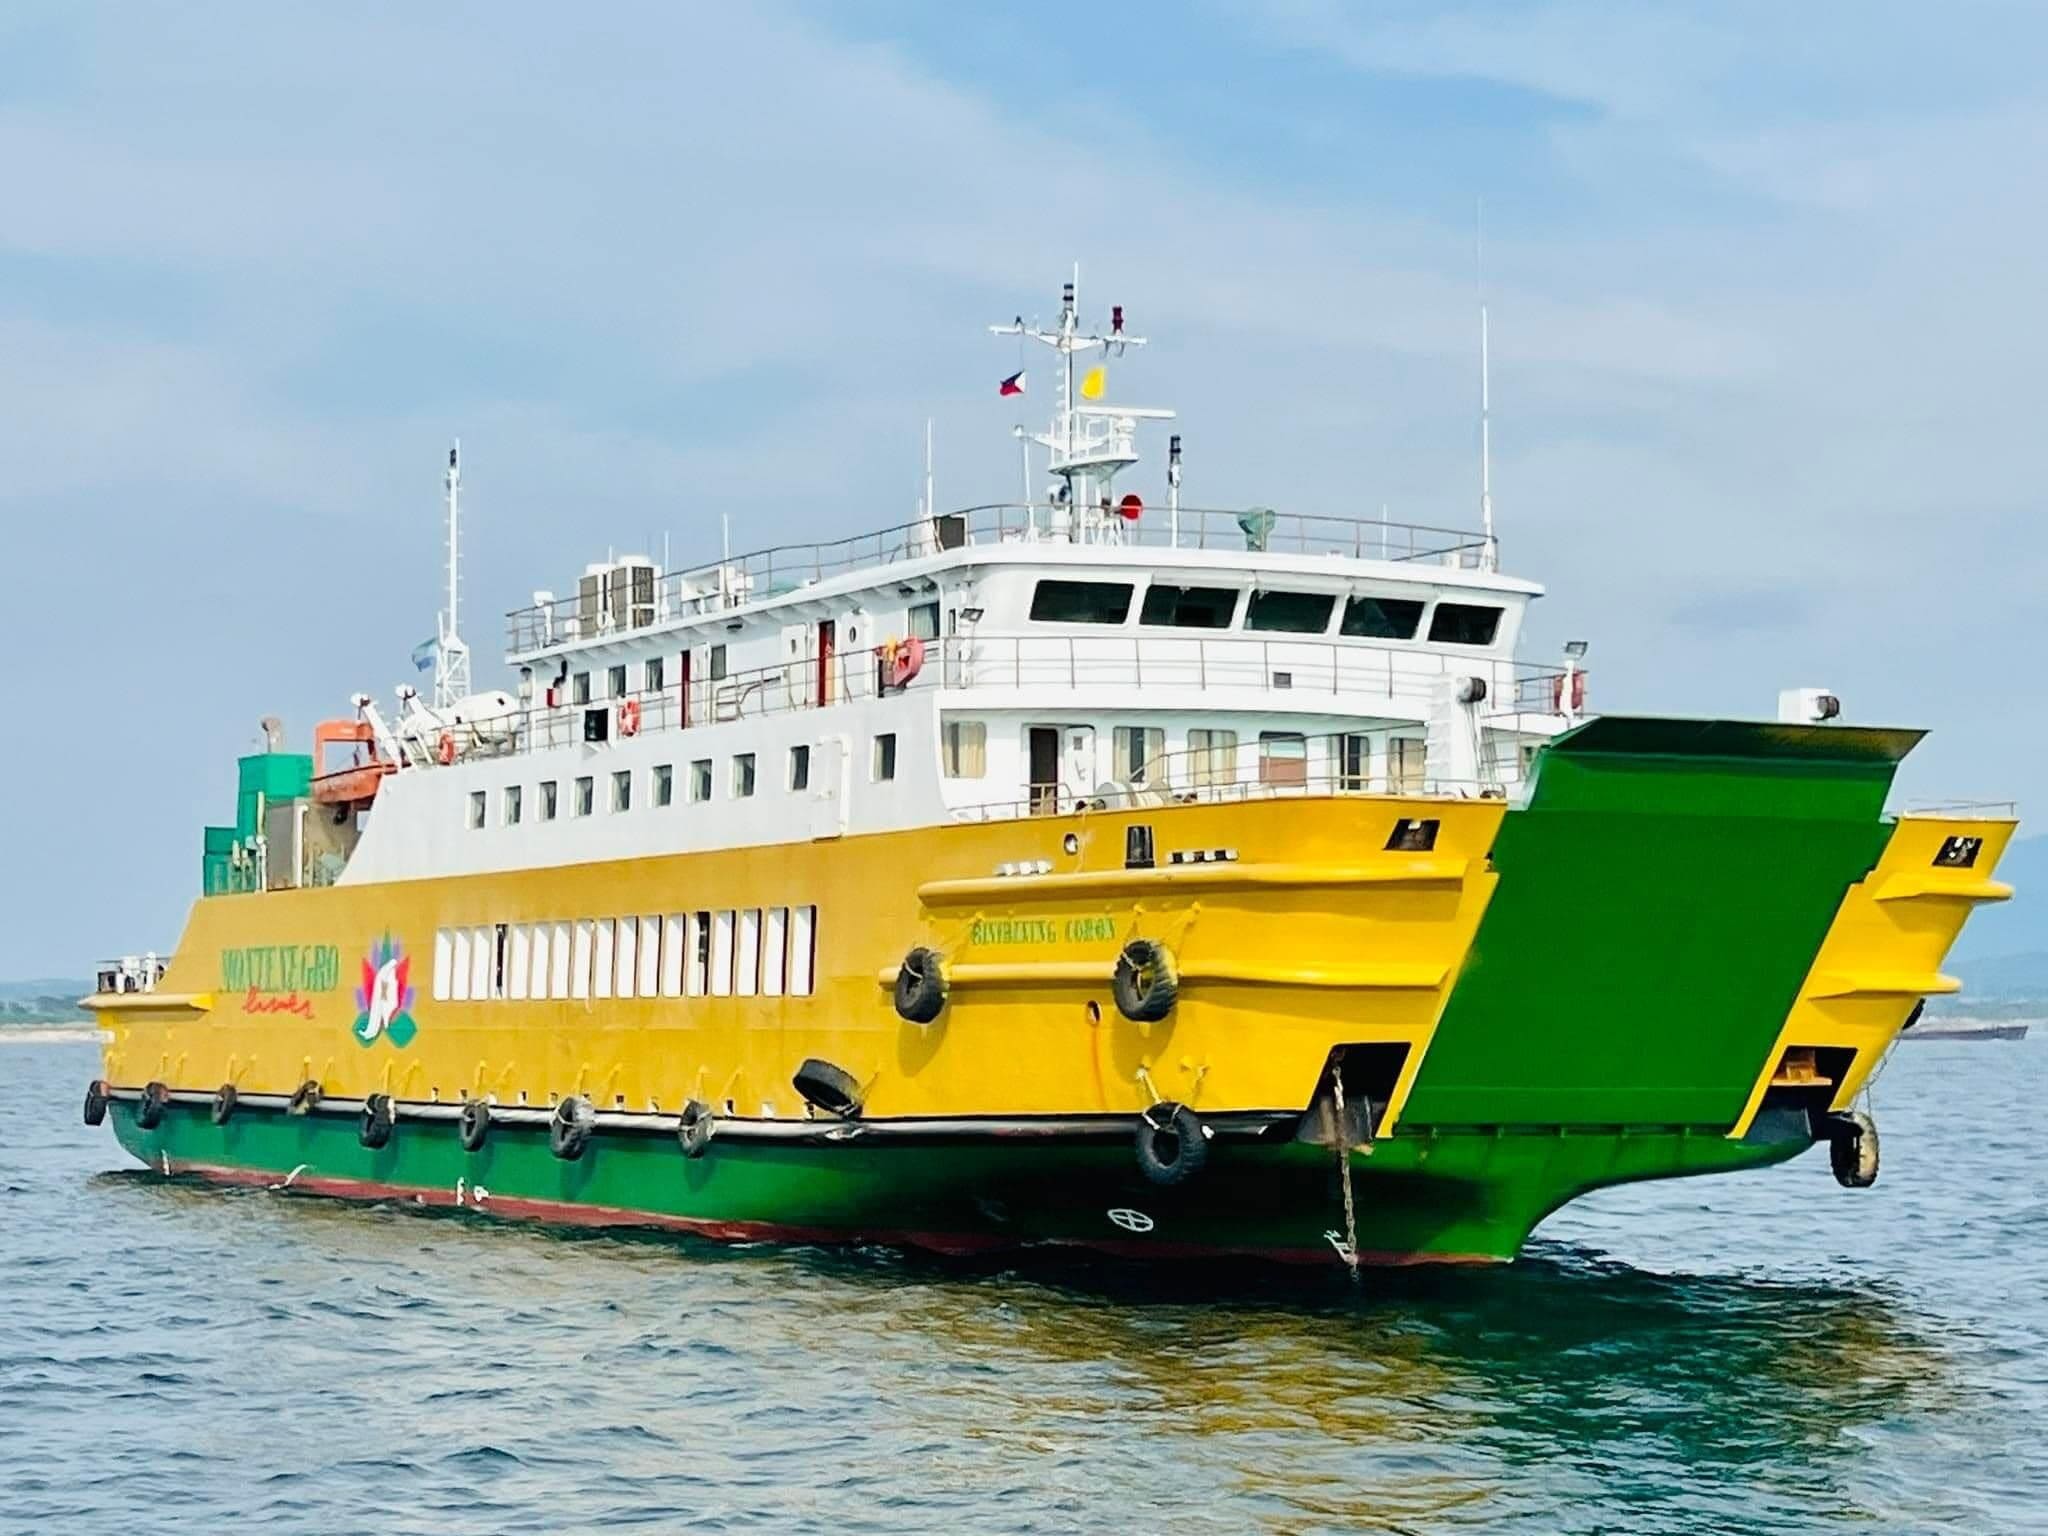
[3,1035,2044,1533]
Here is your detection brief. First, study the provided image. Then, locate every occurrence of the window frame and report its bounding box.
[1139,583,1240,629]
[1028,578,1135,625]
[1245,589,1337,635]
[1340,594,1426,641]
[872,732,897,782]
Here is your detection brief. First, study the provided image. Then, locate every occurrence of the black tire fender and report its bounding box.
[676,1098,716,1158]
[1112,939,1178,1023]
[136,1081,170,1130]
[210,1083,238,1126]
[792,1058,863,1119]
[550,1096,595,1161]
[83,1080,111,1127]
[1829,1110,1879,1189]
[893,946,947,1025]
[458,1098,491,1153]
[1134,1101,1210,1187]
[287,1080,323,1116]
[359,1093,396,1150]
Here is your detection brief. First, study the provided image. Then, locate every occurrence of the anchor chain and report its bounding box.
[1327,1051,1363,1284]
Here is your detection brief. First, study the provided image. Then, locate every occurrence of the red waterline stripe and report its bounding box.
[167,1159,1498,1267]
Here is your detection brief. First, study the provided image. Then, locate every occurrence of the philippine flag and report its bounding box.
[998,370,1026,397]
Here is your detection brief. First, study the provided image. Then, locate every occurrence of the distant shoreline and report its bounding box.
[0,1024,104,1044]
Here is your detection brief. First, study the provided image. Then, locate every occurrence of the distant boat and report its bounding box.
[1904,1018,2032,1042]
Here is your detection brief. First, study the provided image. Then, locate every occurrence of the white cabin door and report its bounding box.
[1060,726,1097,803]
[809,734,849,839]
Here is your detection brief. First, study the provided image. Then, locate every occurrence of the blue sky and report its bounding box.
[4,2,2044,975]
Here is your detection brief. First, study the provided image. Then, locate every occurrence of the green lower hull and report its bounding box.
[110,1098,1816,1266]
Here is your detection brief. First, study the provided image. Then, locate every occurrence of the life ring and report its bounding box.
[550,1096,595,1161]
[1828,1110,1879,1189]
[676,1098,716,1159]
[1549,672,1587,713]
[618,698,642,737]
[359,1093,396,1149]
[893,946,947,1024]
[287,1079,324,1116]
[1112,939,1178,1023]
[884,635,925,690]
[436,732,456,766]
[210,1083,239,1126]
[82,1079,111,1127]
[1134,1101,1210,1186]
[458,1098,492,1152]
[136,1080,170,1130]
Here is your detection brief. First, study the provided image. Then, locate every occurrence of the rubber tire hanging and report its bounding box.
[82,1080,110,1127]
[458,1099,491,1152]
[359,1093,396,1149]
[550,1096,595,1161]
[676,1098,716,1158]
[136,1081,170,1130]
[1134,1101,1210,1187]
[1112,939,1178,1023]
[893,947,947,1024]
[210,1083,238,1126]
[1828,1110,1880,1188]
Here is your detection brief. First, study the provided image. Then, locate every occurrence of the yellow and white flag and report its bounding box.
[1080,364,1107,400]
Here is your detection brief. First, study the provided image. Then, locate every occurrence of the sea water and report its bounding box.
[2,1032,2042,1534]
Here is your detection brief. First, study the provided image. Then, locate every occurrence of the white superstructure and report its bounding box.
[311,279,1580,888]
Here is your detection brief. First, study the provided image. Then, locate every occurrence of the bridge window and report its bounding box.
[1140,584,1237,628]
[572,671,591,705]
[1390,737,1425,793]
[607,664,627,699]
[645,655,665,691]
[1246,590,1335,634]
[942,721,986,778]
[1259,731,1308,787]
[1113,725,1166,785]
[910,600,941,641]
[1188,728,1238,787]
[1341,595,1424,639]
[1030,579,1133,625]
[1337,734,1370,791]
[1428,602,1503,646]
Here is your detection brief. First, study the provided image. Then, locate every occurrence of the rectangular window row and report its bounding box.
[1028,578,1502,646]
[429,907,818,1003]
[472,738,896,829]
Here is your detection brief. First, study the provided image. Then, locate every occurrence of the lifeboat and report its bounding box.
[310,719,393,808]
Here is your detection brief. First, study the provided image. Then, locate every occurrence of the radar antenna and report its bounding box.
[990,266,1175,541]
[434,441,471,708]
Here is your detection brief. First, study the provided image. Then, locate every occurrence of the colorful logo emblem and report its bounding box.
[353,934,418,1048]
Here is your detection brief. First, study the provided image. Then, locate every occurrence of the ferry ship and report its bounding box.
[84,279,2018,1269]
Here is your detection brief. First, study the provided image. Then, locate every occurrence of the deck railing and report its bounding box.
[504,504,1496,655]
[950,728,1534,823]
[441,635,1569,766]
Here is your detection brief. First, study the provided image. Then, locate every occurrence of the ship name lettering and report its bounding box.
[220,944,341,997]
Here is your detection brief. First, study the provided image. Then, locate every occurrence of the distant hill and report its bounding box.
[0,978,92,1024]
